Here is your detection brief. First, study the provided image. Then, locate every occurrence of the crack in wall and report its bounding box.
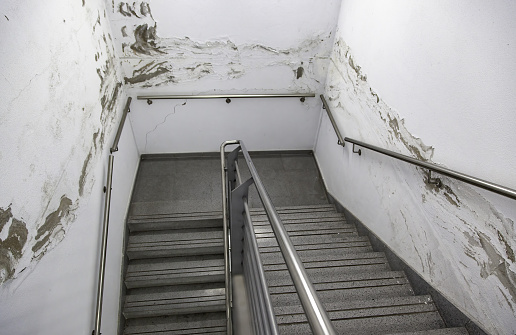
[144,101,187,152]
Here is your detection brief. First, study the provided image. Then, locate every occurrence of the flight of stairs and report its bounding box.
[121,211,227,334]
[250,204,469,335]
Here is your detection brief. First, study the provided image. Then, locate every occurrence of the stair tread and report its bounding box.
[125,257,224,288]
[278,311,445,335]
[386,328,469,335]
[124,286,225,319]
[261,251,387,265]
[276,295,434,315]
[123,312,226,334]
[276,296,436,324]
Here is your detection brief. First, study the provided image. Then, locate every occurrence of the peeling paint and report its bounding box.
[323,35,516,333]
[131,24,164,55]
[0,208,28,284]
[32,196,73,256]
[296,66,304,79]
[79,150,92,197]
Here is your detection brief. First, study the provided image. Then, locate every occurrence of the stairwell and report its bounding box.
[119,151,469,334]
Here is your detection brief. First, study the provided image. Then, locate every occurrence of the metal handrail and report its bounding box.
[138,93,315,100]
[110,97,132,153]
[320,94,345,146]
[93,97,132,335]
[221,140,336,335]
[319,94,516,200]
[93,155,114,335]
[345,137,516,200]
[220,140,240,335]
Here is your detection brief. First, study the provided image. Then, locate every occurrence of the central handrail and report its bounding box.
[221,140,336,335]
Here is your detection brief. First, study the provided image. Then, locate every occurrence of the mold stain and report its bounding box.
[32,196,73,257]
[0,207,28,284]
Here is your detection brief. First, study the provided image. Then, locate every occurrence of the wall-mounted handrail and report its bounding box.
[93,155,114,335]
[319,94,516,200]
[110,97,132,153]
[138,93,315,101]
[320,94,345,146]
[221,140,337,335]
[345,137,516,200]
[93,97,132,335]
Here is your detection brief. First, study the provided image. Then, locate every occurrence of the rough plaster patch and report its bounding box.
[109,2,331,91]
[0,1,124,286]
[32,196,73,257]
[0,207,28,283]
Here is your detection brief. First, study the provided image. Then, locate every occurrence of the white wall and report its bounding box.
[315,1,516,334]
[107,0,342,153]
[0,0,139,333]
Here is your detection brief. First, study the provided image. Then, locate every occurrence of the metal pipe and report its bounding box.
[319,95,345,146]
[220,140,240,335]
[138,93,315,100]
[239,142,336,335]
[93,154,114,335]
[110,97,132,153]
[345,137,516,200]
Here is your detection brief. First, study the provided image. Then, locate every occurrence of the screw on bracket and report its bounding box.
[226,98,231,104]
[300,97,306,103]
[147,99,153,105]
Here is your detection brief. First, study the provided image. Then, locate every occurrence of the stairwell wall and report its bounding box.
[105,0,342,153]
[0,0,139,334]
[314,2,516,334]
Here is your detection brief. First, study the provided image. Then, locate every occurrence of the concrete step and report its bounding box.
[123,312,226,334]
[127,211,222,232]
[279,310,445,335]
[251,211,346,223]
[249,204,336,214]
[386,328,470,335]
[266,270,408,288]
[257,234,371,248]
[269,279,414,307]
[263,251,390,272]
[259,240,373,255]
[127,228,223,259]
[276,295,437,327]
[125,255,224,289]
[261,250,386,265]
[124,283,225,319]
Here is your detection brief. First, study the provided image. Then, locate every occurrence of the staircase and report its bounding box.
[122,211,227,334]
[119,152,470,334]
[251,204,469,334]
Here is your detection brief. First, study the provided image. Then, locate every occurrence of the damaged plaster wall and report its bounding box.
[107,0,342,153]
[0,0,138,333]
[315,2,516,334]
